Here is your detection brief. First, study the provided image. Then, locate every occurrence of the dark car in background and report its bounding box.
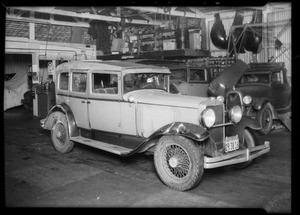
[208,60,291,135]
[125,59,214,97]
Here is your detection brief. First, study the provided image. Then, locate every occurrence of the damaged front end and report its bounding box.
[202,90,270,169]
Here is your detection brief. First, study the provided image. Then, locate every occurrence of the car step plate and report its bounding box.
[70,136,133,156]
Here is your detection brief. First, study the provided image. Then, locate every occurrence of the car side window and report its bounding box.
[271,71,284,84]
[59,72,69,90]
[72,72,87,93]
[92,73,118,94]
[190,69,206,83]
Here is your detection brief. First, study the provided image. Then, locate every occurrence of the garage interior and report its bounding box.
[4,3,291,211]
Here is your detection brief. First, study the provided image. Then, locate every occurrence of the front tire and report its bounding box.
[234,129,257,169]
[154,136,204,191]
[257,103,273,135]
[51,112,74,153]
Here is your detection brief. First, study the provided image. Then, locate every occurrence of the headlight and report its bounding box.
[243,95,252,105]
[217,95,224,103]
[228,105,242,124]
[200,108,216,128]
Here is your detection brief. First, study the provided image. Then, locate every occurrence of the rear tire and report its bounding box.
[51,112,74,153]
[154,136,204,191]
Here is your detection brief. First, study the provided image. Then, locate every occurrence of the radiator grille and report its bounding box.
[226,92,242,111]
[207,104,224,144]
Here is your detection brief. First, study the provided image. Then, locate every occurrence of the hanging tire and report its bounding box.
[154,135,204,191]
[51,112,74,153]
[234,129,257,169]
[257,103,273,135]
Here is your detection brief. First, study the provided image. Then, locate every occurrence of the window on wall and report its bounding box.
[189,69,207,82]
[72,72,87,93]
[59,72,69,90]
[92,73,118,94]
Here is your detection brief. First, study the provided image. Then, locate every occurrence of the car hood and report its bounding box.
[208,60,248,97]
[236,84,272,98]
[123,90,219,109]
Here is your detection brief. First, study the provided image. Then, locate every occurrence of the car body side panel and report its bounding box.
[136,103,199,138]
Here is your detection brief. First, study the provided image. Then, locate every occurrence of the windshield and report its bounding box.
[123,73,169,94]
[238,73,270,84]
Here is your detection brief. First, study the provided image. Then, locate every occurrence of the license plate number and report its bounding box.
[224,135,239,153]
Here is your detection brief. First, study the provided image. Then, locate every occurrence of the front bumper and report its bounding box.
[203,141,270,169]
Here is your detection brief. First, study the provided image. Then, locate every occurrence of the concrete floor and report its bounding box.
[4,106,292,211]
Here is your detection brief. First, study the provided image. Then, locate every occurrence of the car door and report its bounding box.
[67,70,89,129]
[271,69,291,109]
[88,70,122,133]
[188,67,209,97]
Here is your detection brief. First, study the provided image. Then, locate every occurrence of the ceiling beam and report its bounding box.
[6,14,91,28]
[8,7,166,26]
[124,6,206,18]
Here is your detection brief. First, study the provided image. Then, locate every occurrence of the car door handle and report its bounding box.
[81,100,86,103]
[81,101,91,104]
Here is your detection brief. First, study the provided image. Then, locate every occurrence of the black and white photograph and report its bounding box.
[3,2,292,211]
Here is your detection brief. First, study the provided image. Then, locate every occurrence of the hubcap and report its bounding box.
[169,157,179,168]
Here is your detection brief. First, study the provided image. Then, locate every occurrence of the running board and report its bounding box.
[70,136,134,156]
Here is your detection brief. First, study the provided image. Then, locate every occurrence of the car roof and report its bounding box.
[56,60,171,73]
[246,62,285,74]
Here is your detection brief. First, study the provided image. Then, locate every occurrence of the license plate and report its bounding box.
[224,135,239,153]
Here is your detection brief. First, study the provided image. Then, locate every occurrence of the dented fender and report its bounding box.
[147,122,210,142]
[226,116,261,142]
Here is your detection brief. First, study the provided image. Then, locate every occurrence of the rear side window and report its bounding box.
[59,72,69,90]
[92,73,118,94]
[72,72,87,93]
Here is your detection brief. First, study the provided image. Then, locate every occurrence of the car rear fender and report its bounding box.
[41,103,79,137]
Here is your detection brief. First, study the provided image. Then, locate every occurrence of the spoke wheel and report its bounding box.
[51,112,74,153]
[163,144,191,180]
[154,136,204,191]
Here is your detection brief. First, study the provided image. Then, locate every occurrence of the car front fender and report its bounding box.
[133,122,210,155]
[226,116,261,143]
[149,122,210,142]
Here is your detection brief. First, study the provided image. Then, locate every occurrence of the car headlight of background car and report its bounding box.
[242,95,252,105]
[228,105,242,124]
[200,108,216,128]
[217,95,224,103]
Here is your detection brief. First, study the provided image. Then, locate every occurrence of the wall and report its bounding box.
[206,4,291,81]
[5,20,97,81]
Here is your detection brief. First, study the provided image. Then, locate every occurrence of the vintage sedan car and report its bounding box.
[40,60,270,191]
[208,60,291,135]
[125,59,214,97]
